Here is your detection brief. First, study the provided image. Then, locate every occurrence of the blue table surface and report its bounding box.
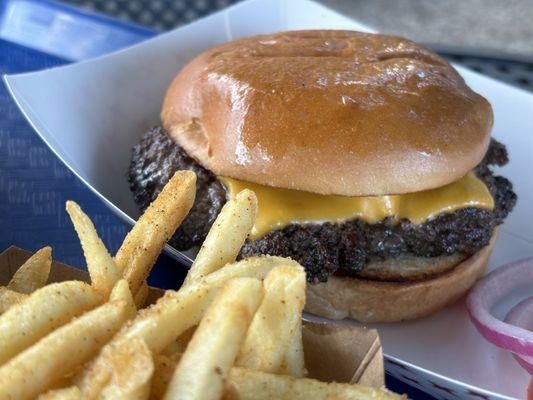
[0,2,436,398]
[0,41,187,291]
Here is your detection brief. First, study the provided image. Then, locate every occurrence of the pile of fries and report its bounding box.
[0,171,402,400]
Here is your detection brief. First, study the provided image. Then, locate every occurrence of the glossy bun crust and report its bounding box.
[161,30,493,196]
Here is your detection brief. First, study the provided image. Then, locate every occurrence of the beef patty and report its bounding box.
[129,127,516,282]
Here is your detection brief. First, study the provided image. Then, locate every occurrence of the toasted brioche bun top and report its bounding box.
[161,30,493,196]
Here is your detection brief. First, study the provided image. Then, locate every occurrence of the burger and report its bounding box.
[128,30,516,322]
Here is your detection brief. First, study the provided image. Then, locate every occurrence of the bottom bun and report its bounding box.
[305,230,498,323]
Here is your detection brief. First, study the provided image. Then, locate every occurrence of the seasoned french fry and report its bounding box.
[77,256,297,398]
[125,285,212,354]
[236,265,306,375]
[163,278,263,400]
[0,281,101,365]
[0,295,132,399]
[7,246,51,294]
[44,373,78,394]
[98,337,154,400]
[116,170,196,294]
[78,286,214,398]
[151,355,179,400]
[77,287,209,398]
[184,189,257,285]
[145,257,296,357]
[282,319,306,377]
[134,281,150,309]
[109,279,137,319]
[225,367,404,400]
[0,286,27,313]
[161,326,196,360]
[66,201,122,298]
[38,386,81,400]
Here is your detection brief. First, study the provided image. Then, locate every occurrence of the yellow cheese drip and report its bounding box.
[220,172,494,240]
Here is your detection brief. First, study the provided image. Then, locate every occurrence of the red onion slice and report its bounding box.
[506,296,533,374]
[466,257,533,356]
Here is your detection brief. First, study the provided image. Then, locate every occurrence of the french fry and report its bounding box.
[0,294,132,399]
[77,286,215,398]
[123,285,212,354]
[134,281,150,309]
[109,279,137,319]
[0,281,101,365]
[115,170,196,295]
[120,256,296,352]
[69,282,136,398]
[282,319,306,377]
[161,326,196,360]
[225,367,404,400]
[7,246,51,294]
[66,201,122,298]
[0,286,27,313]
[151,355,179,400]
[43,373,78,395]
[98,337,154,400]
[78,254,297,397]
[184,189,257,285]
[236,265,306,375]
[38,387,81,400]
[77,286,210,398]
[163,278,264,400]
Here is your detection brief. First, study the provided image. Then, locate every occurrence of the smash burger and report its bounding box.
[129,30,516,322]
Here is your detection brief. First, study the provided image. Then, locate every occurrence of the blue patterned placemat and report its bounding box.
[0,38,186,289]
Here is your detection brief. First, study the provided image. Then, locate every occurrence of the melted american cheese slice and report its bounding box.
[220,172,494,240]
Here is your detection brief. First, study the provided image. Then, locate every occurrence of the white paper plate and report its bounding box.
[5,0,533,398]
